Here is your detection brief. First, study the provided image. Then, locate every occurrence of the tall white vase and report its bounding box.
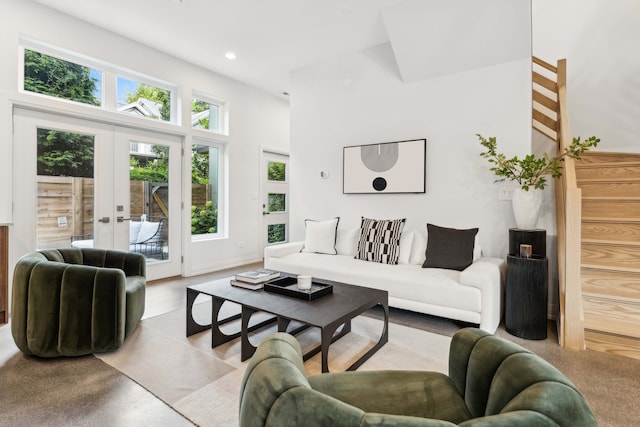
[511,188,543,230]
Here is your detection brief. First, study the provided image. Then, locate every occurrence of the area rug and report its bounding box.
[96,301,452,427]
[0,323,190,427]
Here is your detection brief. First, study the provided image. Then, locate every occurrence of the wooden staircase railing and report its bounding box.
[532,56,585,350]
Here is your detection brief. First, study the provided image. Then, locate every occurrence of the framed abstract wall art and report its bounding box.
[343,139,426,194]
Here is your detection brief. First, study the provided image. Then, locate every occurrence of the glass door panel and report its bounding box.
[36,128,95,250]
[129,141,169,261]
[115,127,181,280]
[261,151,289,248]
[12,108,113,260]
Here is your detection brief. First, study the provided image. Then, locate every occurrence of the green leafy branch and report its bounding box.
[477,134,600,191]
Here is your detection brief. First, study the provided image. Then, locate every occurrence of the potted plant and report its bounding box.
[477,133,600,229]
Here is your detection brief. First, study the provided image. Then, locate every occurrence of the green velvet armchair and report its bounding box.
[11,248,146,357]
[239,329,597,426]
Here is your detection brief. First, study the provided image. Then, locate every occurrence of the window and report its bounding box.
[268,224,286,244]
[21,40,177,124]
[192,92,226,134]
[268,193,286,212]
[118,77,172,122]
[191,141,224,238]
[267,161,286,182]
[24,49,102,107]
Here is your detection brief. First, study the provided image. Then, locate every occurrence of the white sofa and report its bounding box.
[264,227,505,333]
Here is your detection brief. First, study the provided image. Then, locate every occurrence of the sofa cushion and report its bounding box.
[136,221,161,244]
[266,252,482,313]
[356,217,406,265]
[422,224,478,271]
[302,217,339,255]
[129,221,142,244]
[398,230,414,265]
[336,227,359,256]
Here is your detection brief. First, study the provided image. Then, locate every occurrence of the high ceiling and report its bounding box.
[32,0,405,98]
[31,0,532,99]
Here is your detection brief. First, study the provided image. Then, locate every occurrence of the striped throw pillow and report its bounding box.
[356,217,406,264]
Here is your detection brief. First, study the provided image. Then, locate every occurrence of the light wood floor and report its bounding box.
[146,264,640,426]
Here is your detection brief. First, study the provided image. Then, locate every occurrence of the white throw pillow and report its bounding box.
[409,230,428,265]
[335,227,359,256]
[129,221,142,244]
[302,217,339,255]
[473,236,482,261]
[137,221,161,243]
[397,230,414,264]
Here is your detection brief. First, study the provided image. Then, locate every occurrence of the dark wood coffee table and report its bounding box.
[186,274,388,373]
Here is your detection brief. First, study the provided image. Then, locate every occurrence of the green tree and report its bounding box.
[37,129,94,178]
[129,145,210,184]
[268,162,285,181]
[125,85,171,121]
[26,50,99,177]
[130,146,169,183]
[24,49,100,106]
[191,99,210,129]
[191,146,210,184]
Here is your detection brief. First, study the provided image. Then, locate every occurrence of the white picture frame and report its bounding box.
[343,139,426,194]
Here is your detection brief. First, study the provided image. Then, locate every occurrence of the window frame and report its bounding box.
[190,138,226,241]
[191,91,228,135]
[19,38,180,125]
[116,73,178,124]
[19,41,105,109]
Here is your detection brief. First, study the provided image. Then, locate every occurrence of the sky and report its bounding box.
[88,68,141,106]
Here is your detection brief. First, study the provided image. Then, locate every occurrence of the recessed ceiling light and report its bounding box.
[225,52,236,60]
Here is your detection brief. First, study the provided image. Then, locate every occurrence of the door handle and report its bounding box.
[262,211,270,216]
[117,217,131,222]
[98,217,110,223]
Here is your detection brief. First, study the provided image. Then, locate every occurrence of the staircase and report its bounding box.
[575,152,640,359]
[532,56,639,356]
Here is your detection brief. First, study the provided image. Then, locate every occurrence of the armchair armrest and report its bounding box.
[459,257,505,333]
[263,241,304,259]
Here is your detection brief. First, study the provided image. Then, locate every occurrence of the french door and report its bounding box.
[12,108,181,280]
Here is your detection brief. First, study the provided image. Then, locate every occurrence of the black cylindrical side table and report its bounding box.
[505,254,548,339]
[509,228,546,257]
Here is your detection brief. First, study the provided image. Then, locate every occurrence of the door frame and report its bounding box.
[12,107,183,281]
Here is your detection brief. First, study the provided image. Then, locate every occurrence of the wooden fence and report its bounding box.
[37,176,210,248]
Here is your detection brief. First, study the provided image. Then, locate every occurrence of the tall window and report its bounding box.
[192,92,226,134]
[191,141,224,238]
[24,49,102,106]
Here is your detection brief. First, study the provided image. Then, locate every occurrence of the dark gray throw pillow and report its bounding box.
[422,224,478,271]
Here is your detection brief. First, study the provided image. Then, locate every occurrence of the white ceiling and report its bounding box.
[31,0,532,99]
[32,0,406,99]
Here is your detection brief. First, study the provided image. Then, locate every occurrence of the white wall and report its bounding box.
[533,0,640,152]
[0,0,289,276]
[289,42,532,259]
